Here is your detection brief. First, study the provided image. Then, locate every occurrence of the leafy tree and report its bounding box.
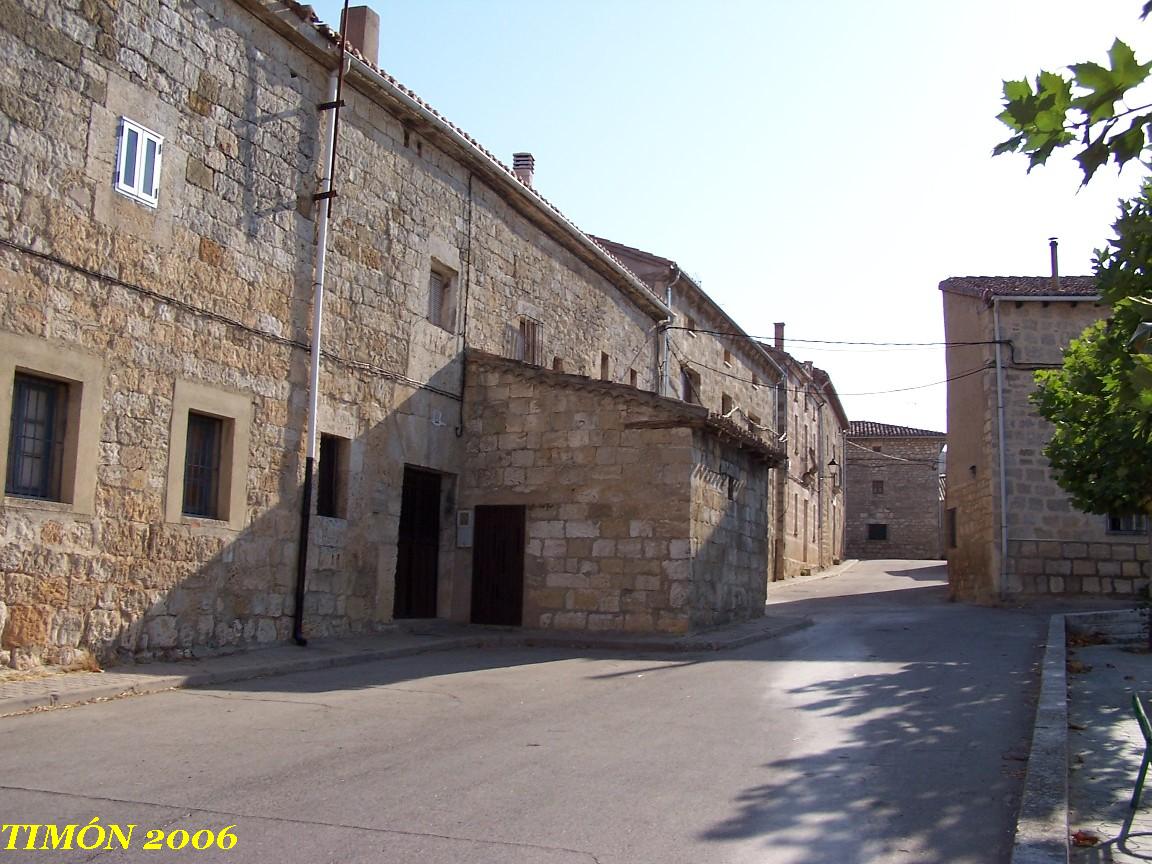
[1032,182,1152,515]
[995,5,1152,183]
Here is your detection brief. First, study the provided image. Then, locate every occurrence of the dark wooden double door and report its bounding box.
[392,468,525,627]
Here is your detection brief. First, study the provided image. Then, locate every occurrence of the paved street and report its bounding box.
[0,560,1044,863]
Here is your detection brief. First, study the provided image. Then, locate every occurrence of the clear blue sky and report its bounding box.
[312,0,1148,432]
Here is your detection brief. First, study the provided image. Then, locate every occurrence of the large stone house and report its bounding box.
[762,333,849,578]
[844,421,946,560]
[588,240,848,580]
[0,0,793,667]
[941,274,1148,600]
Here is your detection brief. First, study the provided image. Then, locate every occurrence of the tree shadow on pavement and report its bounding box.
[698,603,1044,863]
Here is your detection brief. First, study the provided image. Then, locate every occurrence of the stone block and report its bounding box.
[2,605,51,649]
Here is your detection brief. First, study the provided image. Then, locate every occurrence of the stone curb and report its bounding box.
[1011,614,1070,864]
[0,614,811,718]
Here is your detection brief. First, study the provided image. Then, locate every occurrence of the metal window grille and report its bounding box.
[6,374,66,500]
[183,412,222,518]
[872,480,885,495]
[1108,514,1149,534]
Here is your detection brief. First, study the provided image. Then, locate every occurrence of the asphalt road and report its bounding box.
[0,560,1044,863]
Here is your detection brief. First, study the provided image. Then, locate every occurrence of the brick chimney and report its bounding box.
[774,322,785,350]
[341,6,380,67]
[513,152,535,187]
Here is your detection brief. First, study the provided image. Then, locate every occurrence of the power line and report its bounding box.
[668,338,990,397]
[668,325,1001,349]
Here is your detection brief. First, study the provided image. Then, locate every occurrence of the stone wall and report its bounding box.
[845,435,945,560]
[690,434,770,628]
[0,0,671,666]
[996,300,1148,595]
[942,288,1146,599]
[461,354,776,634]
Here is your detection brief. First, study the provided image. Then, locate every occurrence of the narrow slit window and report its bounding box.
[317,433,350,518]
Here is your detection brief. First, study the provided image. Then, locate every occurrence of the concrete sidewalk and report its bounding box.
[1013,608,1152,864]
[0,607,813,718]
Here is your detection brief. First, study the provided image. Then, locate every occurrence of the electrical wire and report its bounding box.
[668,338,990,397]
[667,325,1004,349]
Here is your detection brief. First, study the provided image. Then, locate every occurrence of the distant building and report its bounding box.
[940,275,1147,600]
[844,422,946,560]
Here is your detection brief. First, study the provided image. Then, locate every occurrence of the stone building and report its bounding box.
[0,0,787,667]
[763,332,849,578]
[844,422,946,560]
[941,274,1147,600]
[589,240,848,581]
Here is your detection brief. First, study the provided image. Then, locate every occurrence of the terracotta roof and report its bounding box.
[848,421,945,439]
[269,1,667,317]
[939,276,1097,301]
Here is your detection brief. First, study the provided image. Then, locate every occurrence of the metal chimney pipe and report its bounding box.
[513,152,535,187]
[1049,237,1060,292]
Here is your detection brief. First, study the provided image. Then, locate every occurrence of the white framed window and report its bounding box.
[114,117,163,207]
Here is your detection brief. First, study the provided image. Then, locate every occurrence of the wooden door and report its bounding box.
[393,467,441,618]
[471,505,525,626]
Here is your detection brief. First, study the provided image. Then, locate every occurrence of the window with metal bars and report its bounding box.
[6,373,67,500]
[182,412,222,518]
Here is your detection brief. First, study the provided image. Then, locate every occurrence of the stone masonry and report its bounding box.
[844,422,945,560]
[941,276,1148,600]
[0,0,798,666]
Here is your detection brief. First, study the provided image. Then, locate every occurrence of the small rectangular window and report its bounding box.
[867,523,888,541]
[183,412,223,518]
[680,365,701,404]
[507,317,542,366]
[629,368,638,387]
[317,433,350,518]
[723,348,733,367]
[947,507,957,548]
[1108,514,1149,534]
[115,117,163,207]
[6,373,67,500]
[872,480,884,495]
[427,266,458,332]
[686,315,697,336]
[552,356,564,373]
[752,374,761,389]
[600,352,610,381]
[721,393,733,415]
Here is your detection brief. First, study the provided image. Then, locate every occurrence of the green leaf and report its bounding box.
[1108,39,1152,88]
[1003,78,1033,102]
[1111,119,1148,166]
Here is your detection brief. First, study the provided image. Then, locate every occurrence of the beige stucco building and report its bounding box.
[941,275,1148,600]
[0,0,805,667]
[844,422,946,560]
